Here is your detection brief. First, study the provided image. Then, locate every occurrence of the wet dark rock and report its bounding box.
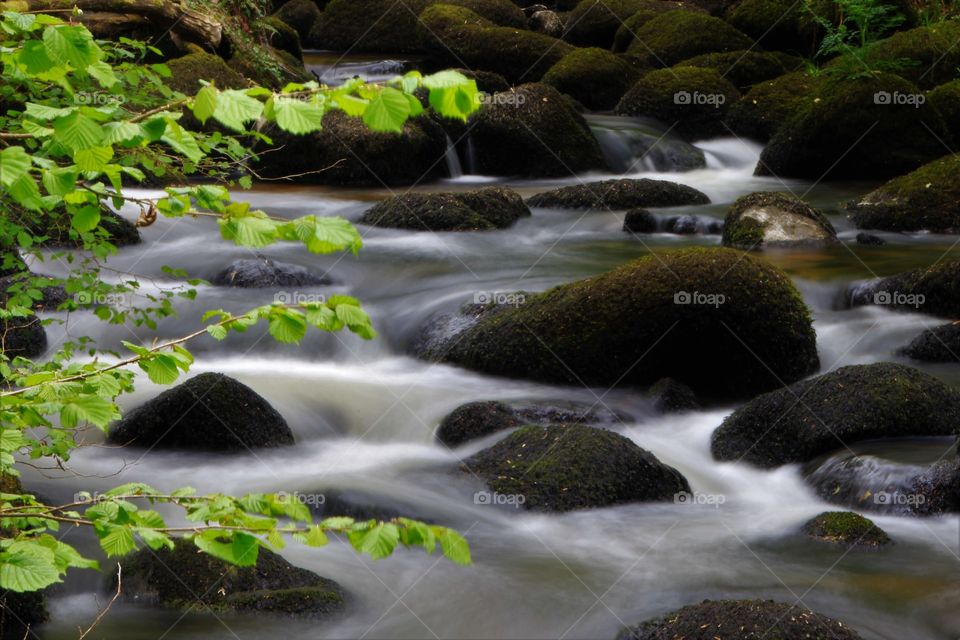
[0,274,67,312]
[648,378,700,413]
[846,259,960,318]
[802,511,891,549]
[589,116,707,173]
[900,323,960,363]
[527,179,709,210]
[118,543,345,617]
[856,232,886,246]
[528,9,563,36]
[0,589,48,639]
[664,215,700,235]
[712,363,960,468]
[721,191,837,249]
[272,0,320,43]
[108,372,294,450]
[360,187,530,231]
[212,257,331,288]
[0,316,46,360]
[616,599,864,639]
[417,248,819,401]
[622,208,658,233]
[464,424,690,512]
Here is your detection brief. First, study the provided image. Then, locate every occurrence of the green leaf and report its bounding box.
[24,102,74,121]
[41,167,79,196]
[272,97,325,134]
[336,94,368,117]
[139,354,181,385]
[103,121,142,144]
[43,24,100,69]
[71,205,100,233]
[362,87,411,133]
[87,60,118,87]
[421,70,471,90]
[349,523,399,560]
[303,525,328,548]
[437,528,471,565]
[219,213,278,248]
[99,526,136,558]
[194,532,259,567]
[0,543,60,592]
[54,112,105,152]
[0,147,31,187]
[206,324,228,340]
[212,89,264,132]
[134,528,174,551]
[73,146,114,172]
[60,394,120,430]
[268,309,307,344]
[160,119,203,164]
[192,86,217,124]
[284,215,362,255]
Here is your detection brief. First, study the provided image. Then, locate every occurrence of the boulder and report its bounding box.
[615,67,740,139]
[864,22,960,89]
[845,155,960,232]
[674,51,799,91]
[757,74,950,180]
[616,599,864,639]
[272,0,319,42]
[588,116,707,172]
[164,52,247,94]
[725,0,814,54]
[626,11,754,66]
[469,83,606,177]
[856,232,885,246]
[108,372,295,450]
[622,208,658,233]
[900,323,960,363]
[417,248,819,401]
[21,209,141,248]
[929,80,960,147]
[846,259,960,318]
[721,191,837,248]
[0,274,67,312]
[0,317,46,360]
[256,110,448,186]
[528,178,709,209]
[611,1,708,53]
[463,424,690,511]
[542,48,640,110]
[711,363,960,468]
[259,16,302,59]
[417,5,573,83]
[212,257,331,288]
[528,9,564,37]
[802,511,891,549]
[648,377,700,412]
[0,590,48,640]
[360,187,530,231]
[436,399,621,446]
[453,68,510,94]
[309,0,430,52]
[726,71,823,141]
[119,543,345,616]
[562,0,654,47]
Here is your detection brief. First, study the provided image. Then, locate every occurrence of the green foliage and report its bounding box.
[807,0,914,77]
[0,10,479,596]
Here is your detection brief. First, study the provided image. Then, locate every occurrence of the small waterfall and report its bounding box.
[586,114,706,174]
[444,135,463,178]
[464,134,478,175]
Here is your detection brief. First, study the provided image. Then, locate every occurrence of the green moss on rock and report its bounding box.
[757,74,949,180]
[626,10,754,67]
[726,71,823,141]
[542,47,640,110]
[722,191,836,248]
[616,67,741,139]
[360,187,530,231]
[272,0,320,42]
[675,50,795,90]
[611,1,707,53]
[470,83,605,177]
[617,599,865,639]
[929,80,960,147]
[725,0,813,54]
[464,424,690,511]
[418,248,819,401]
[164,52,247,94]
[865,22,960,89]
[845,155,960,232]
[528,178,709,209]
[803,511,891,548]
[711,363,960,468]
[418,5,574,82]
[562,0,654,48]
[260,16,302,59]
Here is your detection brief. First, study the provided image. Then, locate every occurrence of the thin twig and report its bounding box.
[78,564,121,640]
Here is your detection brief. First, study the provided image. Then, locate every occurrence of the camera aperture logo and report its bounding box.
[873,491,924,507]
[674,491,726,508]
[674,91,726,107]
[674,290,725,308]
[873,91,925,108]
[275,291,327,305]
[474,291,525,307]
[873,290,924,308]
[474,490,525,508]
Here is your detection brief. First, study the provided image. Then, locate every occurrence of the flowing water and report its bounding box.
[26,103,960,639]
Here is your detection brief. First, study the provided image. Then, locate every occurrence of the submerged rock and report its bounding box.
[464,424,690,512]
[900,323,960,363]
[722,191,837,248]
[527,179,709,209]
[417,248,819,401]
[855,232,886,246]
[469,83,606,177]
[616,599,865,639]
[119,543,345,617]
[360,187,530,231]
[846,259,960,318]
[845,155,960,232]
[108,372,294,450]
[711,363,960,468]
[212,257,331,288]
[802,511,891,549]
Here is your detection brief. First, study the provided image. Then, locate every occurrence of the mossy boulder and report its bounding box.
[228,45,311,90]
[212,257,331,288]
[802,511,891,549]
[528,178,709,209]
[757,74,949,180]
[463,424,690,511]
[15,208,140,248]
[725,0,812,54]
[272,0,319,43]
[360,187,530,231]
[528,9,565,37]
[674,50,797,90]
[611,1,707,53]
[0,589,48,639]
[726,71,823,141]
[845,155,960,232]
[437,400,620,446]
[165,52,247,94]
[711,363,960,468]
[418,5,574,82]
[722,191,837,248]
[309,0,430,52]
[542,48,640,110]
[417,248,819,401]
[470,83,605,177]
[864,22,960,89]
[562,0,655,47]
[260,16,302,59]
[256,110,448,186]
[616,67,740,139]
[900,323,960,363]
[847,259,960,318]
[108,372,294,450]
[626,11,754,66]
[928,80,960,147]
[616,599,864,639]
[451,0,527,27]
[119,543,345,617]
